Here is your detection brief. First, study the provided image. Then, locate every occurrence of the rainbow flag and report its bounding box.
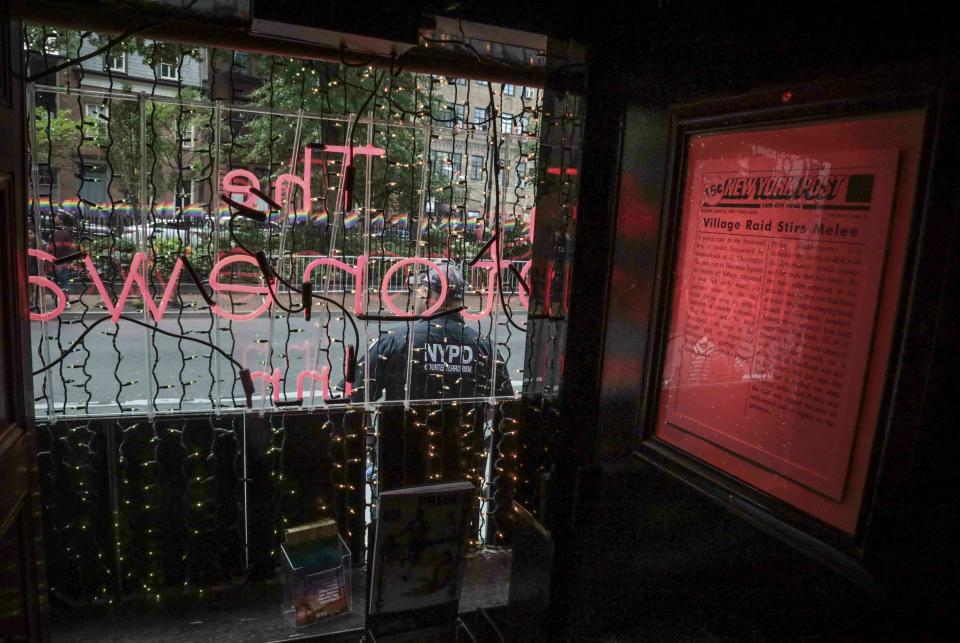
[114,203,134,217]
[291,210,309,225]
[154,201,176,218]
[31,197,52,214]
[343,211,360,229]
[183,203,205,219]
[502,216,517,233]
[389,213,408,228]
[466,213,478,230]
[61,198,81,215]
[311,210,329,226]
[268,211,284,225]
[370,212,384,227]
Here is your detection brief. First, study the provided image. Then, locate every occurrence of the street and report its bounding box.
[31,308,528,415]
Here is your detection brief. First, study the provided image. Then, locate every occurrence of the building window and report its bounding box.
[446,77,467,86]
[476,79,488,86]
[430,151,462,178]
[470,155,484,181]
[523,86,535,99]
[43,31,63,56]
[158,58,179,81]
[473,107,488,131]
[431,151,452,178]
[233,51,249,72]
[77,163,108,204]
[83,103,108,121]
[105,51,126,73]
[182,123,195,149]
[37,163,58,196]
[503,83,515,96]
[501,113,513,134]
[454,104,465,124]
[516,161,527,187]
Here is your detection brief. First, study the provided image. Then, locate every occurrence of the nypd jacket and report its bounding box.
[348,312,514,402]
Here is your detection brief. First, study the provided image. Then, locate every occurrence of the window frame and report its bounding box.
[105,51,126,74]
[158,58,179,81]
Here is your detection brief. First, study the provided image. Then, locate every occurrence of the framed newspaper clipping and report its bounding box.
[643,105,927,537]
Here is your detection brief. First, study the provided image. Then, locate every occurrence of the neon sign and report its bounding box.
[27,250,528,323]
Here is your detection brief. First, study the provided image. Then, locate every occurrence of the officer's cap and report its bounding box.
[411,258,465,301]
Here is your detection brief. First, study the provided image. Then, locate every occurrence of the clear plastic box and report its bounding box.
[280,534,352,627]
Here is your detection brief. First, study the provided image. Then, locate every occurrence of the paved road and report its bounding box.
[31,309,528,415]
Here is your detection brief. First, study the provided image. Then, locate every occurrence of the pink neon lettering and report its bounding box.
[24,250,528,322]
[84,252,188,322]
[296,366,331,401]
[301,255,368,315]
[209,255,274,321]
[518,260,532,309]
[463,260,510,321]
[319,144,386,209]
[380,258,447,318]
[28,249,66,321]
[222,169,261,209]
[250,368,282,402]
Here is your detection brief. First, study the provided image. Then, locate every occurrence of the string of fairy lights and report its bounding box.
[25,24,578,606]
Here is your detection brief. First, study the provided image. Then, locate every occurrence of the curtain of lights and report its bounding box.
[23,25,576,605]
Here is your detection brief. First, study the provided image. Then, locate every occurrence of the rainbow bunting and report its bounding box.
[370,213,385,227]
[311,210,329,226]
[343,211,360,229]
[268,211,284,225]
[466,213,478,230]
[61,198,81,215]
[31,197,52,214]
[291,210,309,224]
[154,201,176,218]
[183,203,205,219]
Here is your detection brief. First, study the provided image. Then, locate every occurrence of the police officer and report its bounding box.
[349,259,513,490]
[350,258,513,403]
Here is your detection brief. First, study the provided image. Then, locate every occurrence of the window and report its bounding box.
[503,83,515,96]
[158,58,179,80]
[191,179,203,204]
[175,177,193,208]
[501,113,513,134]
[43,31,63,56]
[431,151,452,178]
[77,163,108,203]
[182,123,195,149]
[470,155,484,181]
[430,151,462,178]
[516,161,527,187]
[440,103,464,127]
[446,77,467,86]
[37,163,58,194]
[105,51,126,73]
[523,86,535,99]
[83,103,108,121]
[233,51,250,72]
[473,107,488,131]
[476,79,488,86]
